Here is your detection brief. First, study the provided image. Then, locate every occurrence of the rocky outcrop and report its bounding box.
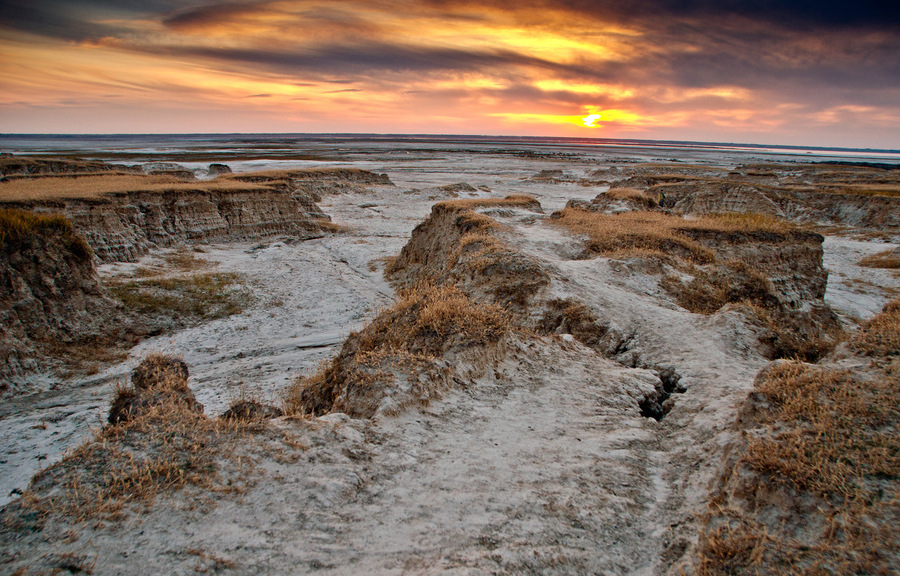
[56,186,329,262]
[608,163,900,231]
[680,228,827,309]
[0,210,121,389]
[108,355,202,425]
[2,167,391,263]
[0,156,139,178]
[388,196,550,308]
[207,163,232,177]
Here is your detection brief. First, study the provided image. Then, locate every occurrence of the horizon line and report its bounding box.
[1,132,898,155]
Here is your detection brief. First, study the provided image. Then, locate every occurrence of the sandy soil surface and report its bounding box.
[2,149,898,573]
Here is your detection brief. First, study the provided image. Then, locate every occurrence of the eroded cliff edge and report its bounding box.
[0,164,392,390]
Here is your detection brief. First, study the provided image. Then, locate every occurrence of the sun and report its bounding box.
[582,113,602,127]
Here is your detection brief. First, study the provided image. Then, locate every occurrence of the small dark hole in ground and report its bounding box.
[640,366,685,421]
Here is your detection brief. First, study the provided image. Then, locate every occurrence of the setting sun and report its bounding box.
[583,114,602,127]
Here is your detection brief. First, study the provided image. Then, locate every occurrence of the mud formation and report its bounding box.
[0,211,122,389]
[603,162,900,232]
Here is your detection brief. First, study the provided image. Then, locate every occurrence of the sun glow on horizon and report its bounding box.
[583,114,602,127]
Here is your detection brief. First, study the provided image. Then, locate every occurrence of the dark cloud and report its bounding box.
[4,0,896,114]
[163,2,269,30]
[141,41,562,78]
[0,0,122,41]
[424,0,900,30]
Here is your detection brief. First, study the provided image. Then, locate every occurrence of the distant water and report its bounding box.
[2,134,898,177]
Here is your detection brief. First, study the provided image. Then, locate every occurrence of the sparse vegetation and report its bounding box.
[108,272,249,321]
[662,260,777,315]
[604,187,659,209]
[852,298,900,356]
[859,248,900,269]
[1,354,285,533]
[0,207,91,259]
[283,283,511,417]
[0,174,273,202]
[697,299,900,574]
[16,356,220,523]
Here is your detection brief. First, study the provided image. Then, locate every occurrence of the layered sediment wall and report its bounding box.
[681,228,827,309]
[0,210,120,388]
[50,187,329,262]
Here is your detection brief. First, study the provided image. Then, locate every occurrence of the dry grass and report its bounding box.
[536,298,609,348]
[17,356,220,522]
[0,207,91,259]
[744,362,898,496]
[852,298,900,356]
[553,207,796,271]
[0,174,270,202]
[435,194,540,212]
[859,248,900,269]
[224,166,390,183]
[662,261,778,315]
[696,300,900,574]
[605,187,659,209]
[283,283,511,417]
[108,272,249,320]
[551,209,716,263]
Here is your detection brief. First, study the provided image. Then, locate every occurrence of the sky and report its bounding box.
[1,0,898,148]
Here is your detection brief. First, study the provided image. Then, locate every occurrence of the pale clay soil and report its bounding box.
[1,158,899,574]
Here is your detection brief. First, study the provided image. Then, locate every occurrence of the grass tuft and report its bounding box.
[696,298,900,574]
[859,248,900,269]
[108,272,249,320]
[852,298,900,356]
[550,208,717,263]
[283,283,511,417]
[0,207,91,260]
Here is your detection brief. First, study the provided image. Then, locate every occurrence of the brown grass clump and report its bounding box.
[663,261,777,315]
[108,354,199,424]
[551,208,717,263]
[12,356,216,523]
[852,298,900,356]
[436,194,541,212]
[536,298,609,348]
[0,207,91,260]
[698,361,899,575]
[605,187,659,209]
[0,174,269,202]
[859,248,900,269]
[108,272,249,320]
[743,362,898,496]
[283,283,511,417]
[696,300,900,574]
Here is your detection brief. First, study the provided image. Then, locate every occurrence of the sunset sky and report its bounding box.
[1,0,898,148]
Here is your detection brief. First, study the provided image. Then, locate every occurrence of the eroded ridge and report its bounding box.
[1,176,883,575]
